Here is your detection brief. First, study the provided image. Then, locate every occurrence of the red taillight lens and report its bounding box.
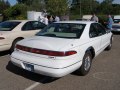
[65,51,77,56]
[16,45,77,56]
[16,45,31,52]
[16,45,22,49]
[0,37,5,40]
[31,49,65,56]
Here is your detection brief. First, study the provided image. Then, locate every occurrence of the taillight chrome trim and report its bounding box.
[16,45,77,56]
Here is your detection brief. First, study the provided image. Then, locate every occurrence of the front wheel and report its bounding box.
[78,51,92,76]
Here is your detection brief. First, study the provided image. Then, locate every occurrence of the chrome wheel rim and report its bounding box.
[84,56,91,71]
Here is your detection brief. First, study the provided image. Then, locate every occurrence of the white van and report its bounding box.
[113,15,120,23]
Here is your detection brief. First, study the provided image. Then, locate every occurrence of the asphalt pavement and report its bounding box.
[0,34,120,90]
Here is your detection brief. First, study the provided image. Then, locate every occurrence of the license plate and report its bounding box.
[24,63,34,71]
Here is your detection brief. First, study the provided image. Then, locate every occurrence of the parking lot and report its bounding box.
[0,34,120,90]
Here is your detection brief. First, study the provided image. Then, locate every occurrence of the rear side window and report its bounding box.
[96,24,106,35]
[89,24,98,38]
[22,21,46,31]
[0,21,21,31]
[89,23,106,38]
[22,21,34,30]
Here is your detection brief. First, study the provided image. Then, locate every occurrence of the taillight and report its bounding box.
[65,51,77,56]
[0,37,5,40]
[16,45,77,56]
[16,45,31,52]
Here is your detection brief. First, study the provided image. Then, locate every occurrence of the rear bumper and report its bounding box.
[11,51,82,77]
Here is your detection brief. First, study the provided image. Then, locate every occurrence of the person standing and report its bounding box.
[48,15,53,24]
[55,16,60,22]
[90,13,99,22]
[43,15,48,25]
[107,14,113,30]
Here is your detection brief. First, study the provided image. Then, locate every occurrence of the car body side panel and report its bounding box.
[0,20,42,51]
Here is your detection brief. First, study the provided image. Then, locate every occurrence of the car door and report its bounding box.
[21,21,46,38]
[89,23,102,55]
[96,24,111,50]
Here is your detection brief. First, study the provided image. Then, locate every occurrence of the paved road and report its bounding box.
[0,35,120,90]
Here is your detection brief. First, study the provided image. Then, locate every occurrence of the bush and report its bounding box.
[16,15,26,20]
[70,14,81,20]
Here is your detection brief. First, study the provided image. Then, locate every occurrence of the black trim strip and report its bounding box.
[11,56,82,69]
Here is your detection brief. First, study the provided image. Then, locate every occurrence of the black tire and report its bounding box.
[10,39,22,53]
[78,51,92,76]
[105,37,113,51]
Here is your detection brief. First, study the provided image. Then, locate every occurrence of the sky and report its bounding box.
[8,0,17,6]
[7,0,120,6]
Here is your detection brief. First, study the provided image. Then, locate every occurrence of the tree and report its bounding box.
[0,0,10,13]
[46,0,69,16]
[71,0,99,15]
[29,0,45,11]
[112,4,120,14]
[96,0,114,14]
[4,4,27,20]
[17,0,33,6]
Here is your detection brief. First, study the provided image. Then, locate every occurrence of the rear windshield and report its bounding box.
[0,21,21,31]
[36,23,86,39]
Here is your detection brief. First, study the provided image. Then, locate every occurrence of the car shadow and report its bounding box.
[6,61,59,84]
[0,50,10,56]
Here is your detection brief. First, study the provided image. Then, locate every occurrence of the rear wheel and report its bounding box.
[10,39,22,53]
[78,51,92,76]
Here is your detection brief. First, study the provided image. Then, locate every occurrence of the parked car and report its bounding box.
[112,23,120,33]
[11,21,113,77]
[113,15,120,23]
[0,20,46,52]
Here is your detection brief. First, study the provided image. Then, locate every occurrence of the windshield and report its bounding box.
[113,19,120,23]
[36,23,86,39]
[0,21,21,31]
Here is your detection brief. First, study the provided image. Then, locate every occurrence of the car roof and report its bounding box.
[6,20,38,22]
[55,21,95,24]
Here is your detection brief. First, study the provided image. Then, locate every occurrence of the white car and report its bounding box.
[112,23,120,33]
[11,21,113,77]
[0,20,46,52]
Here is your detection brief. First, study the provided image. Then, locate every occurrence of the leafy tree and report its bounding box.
[46,0,69,16]
[0,0,10,13]
[96,0,114,14]
[29,0,45,11]
[4,4,27,20]
[112,4,120,14]
[17,0,33,6]
[71,0,99,16]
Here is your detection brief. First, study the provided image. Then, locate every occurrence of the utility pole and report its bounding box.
[91,0,93,12]
[80,0,82,18]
